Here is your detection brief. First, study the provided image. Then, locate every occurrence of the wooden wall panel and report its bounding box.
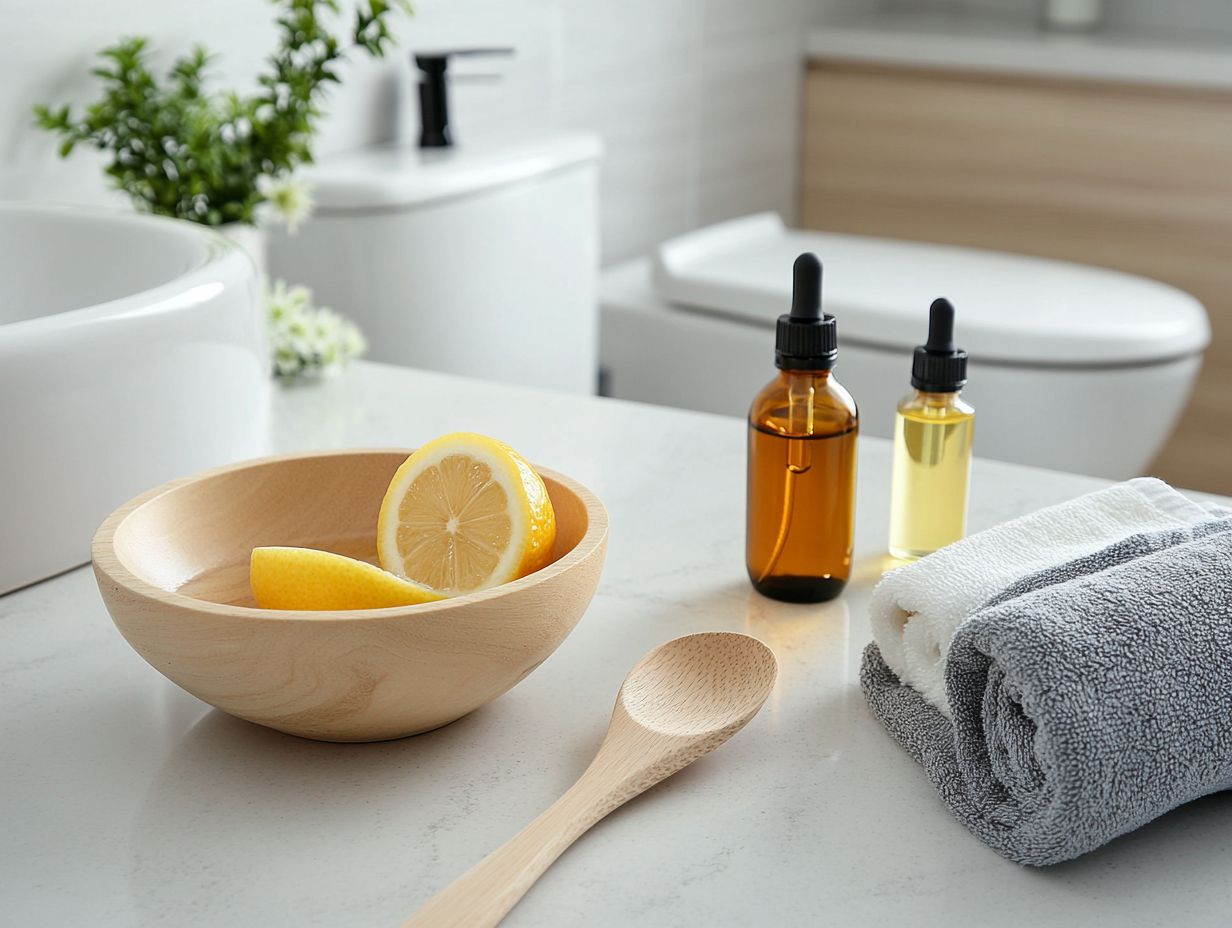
[802,62,1232,494]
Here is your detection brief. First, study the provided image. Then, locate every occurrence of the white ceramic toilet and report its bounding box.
[269,131,602,393]
[600,214,1210,478]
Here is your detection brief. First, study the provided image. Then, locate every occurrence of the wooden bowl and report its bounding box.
[91,449,608,742]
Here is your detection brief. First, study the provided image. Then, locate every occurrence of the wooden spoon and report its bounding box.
[402,631,778,928]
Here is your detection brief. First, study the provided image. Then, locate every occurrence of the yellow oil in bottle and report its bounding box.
[887,297,973,560]
[888,392,975,560]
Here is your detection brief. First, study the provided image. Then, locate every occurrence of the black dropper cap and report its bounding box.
[911,298,968,392]
[775,253,838,371]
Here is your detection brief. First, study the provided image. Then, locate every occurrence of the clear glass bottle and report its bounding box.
[888,299,974,560]
[746,254,859,603]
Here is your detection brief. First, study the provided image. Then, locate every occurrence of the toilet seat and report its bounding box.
[651,214,1209,366]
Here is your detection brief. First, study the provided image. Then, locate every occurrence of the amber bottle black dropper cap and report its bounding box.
[775,253,838,371]
[911,298,968,392]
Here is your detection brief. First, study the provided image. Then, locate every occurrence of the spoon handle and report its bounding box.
[401,768,625,928]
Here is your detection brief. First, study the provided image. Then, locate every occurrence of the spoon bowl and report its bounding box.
[404,632,778,928]
[617,631,779,737]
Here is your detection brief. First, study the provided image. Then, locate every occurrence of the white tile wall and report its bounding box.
[0,0,846,265]
[697,29,806,228]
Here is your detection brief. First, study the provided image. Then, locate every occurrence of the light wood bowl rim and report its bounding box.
[91,447,609,622]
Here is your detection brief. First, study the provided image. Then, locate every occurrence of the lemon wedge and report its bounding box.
[250,546,443,610]
[377,433,557,596]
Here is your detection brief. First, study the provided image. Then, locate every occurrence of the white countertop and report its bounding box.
[808,10,1232,90]
[4,360,1232,926]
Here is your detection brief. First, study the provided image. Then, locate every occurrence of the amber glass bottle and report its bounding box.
[746,254,859,603]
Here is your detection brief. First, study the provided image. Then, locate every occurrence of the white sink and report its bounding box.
[0,204,269,594]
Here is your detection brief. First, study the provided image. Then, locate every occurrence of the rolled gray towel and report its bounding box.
[861,518,1232,866]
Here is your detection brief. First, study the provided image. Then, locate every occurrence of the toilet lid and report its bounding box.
[650,214,1209,365]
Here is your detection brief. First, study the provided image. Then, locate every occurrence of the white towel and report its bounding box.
[868,477,1212,715]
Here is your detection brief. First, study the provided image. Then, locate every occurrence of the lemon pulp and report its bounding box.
[377,433,556,595]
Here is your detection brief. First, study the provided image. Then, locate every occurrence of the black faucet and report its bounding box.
[413,48,514,149]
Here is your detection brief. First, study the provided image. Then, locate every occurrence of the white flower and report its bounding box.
[258,173,315,235]
[264,278,366,381]
[265,278,312,318]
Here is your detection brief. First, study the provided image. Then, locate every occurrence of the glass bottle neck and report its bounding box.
[779,368,832,385]
[913,388,963,407]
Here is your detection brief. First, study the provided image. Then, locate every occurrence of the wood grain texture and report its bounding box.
[402,632,778,928]
[91,449,609,742]
[801,62,1232,492]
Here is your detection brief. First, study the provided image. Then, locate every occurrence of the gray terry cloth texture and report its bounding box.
[861,518,1232,866]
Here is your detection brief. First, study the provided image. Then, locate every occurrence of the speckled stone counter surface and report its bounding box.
[3,361,1230,926]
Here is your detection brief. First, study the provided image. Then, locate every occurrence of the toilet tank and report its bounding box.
[268,132,602,393]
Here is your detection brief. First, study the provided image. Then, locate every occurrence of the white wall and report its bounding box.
[0,0,847,264]
[873,0,1232,36]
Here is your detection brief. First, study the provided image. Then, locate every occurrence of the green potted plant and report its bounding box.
[34,0,409,274]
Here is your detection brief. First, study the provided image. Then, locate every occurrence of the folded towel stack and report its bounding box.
[863,479,1232,866]
[869,477,1213,713]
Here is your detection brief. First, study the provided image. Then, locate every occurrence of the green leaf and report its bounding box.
[32,0,411,221]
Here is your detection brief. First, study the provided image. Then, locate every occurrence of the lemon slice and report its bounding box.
[251,546,443,611]
[377,433,557,596]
